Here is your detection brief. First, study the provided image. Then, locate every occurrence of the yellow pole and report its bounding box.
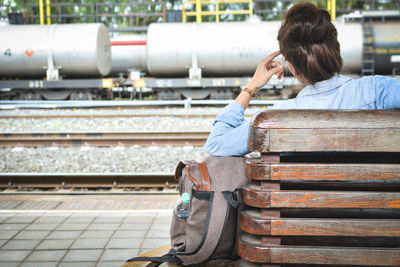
[249,0,253,16]
[182,1,186,23]
[327,0,336,20]
[196,0,202,23]
[216,0,219,22]
[39,0,44,25]
[46,0,51,25]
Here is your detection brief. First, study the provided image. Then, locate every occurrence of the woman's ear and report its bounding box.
[288,62,309,85]
[288,62,296,77]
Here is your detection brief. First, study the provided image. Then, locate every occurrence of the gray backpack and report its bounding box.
[127,156,248,266]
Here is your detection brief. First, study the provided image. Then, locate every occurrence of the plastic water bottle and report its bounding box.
[174,192,191,220]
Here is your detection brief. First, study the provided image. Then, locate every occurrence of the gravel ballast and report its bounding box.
[0,107,262,116]
[0,146,208,173]
[0,107,261,132]
[0,107,263,173]
[0,117,213,132]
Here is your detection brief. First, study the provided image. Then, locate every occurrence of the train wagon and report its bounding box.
[0,10,399,100]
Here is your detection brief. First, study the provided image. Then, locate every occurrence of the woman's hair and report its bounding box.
[277,2,343,84]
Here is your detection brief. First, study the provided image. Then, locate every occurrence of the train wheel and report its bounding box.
[129,88,136,100]
[17,91,42,100]
[210,89,233,100]
[157,89,181,100]
[70,90,93,101]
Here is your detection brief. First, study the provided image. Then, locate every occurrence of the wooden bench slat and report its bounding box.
[243,184,400,209]
[240,210,400,236]
[238,233,400,266]
[249,128,400,152]
[246,162,400,181]
[273,163,400,181]
[251,110,400,129]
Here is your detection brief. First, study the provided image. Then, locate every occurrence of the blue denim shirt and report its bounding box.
[205,75,400,156]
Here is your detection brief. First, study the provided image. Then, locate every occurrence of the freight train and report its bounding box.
[0,11,399,100]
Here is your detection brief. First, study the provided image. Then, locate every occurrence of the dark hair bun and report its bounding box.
[286,3,335,45]
[278,3,343,84]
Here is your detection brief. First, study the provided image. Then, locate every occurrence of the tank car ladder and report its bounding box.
[361,17,375,76]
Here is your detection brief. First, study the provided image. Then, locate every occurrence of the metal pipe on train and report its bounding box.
[110,34,148,74]
[0,23,111,77]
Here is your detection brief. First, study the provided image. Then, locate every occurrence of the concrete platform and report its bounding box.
[0,194,177,267]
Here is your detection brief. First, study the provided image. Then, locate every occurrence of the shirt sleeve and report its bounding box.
[375,76,400,109]
[204,102,250,156]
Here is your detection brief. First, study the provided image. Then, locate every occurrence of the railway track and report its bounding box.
[0,172,176,190]
[0,113,254,119]
[0,114,221,119]
[0,131,209,146]
[0,99,278,109]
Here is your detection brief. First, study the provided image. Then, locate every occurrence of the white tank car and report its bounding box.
[146,21,281,77]
[1,21,399,79]
[146,21,366,77]
[0,23,111,77]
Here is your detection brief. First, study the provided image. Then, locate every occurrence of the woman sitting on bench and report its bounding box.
[205,2,400,157]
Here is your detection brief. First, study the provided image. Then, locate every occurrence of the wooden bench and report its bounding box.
[239,109,400,266]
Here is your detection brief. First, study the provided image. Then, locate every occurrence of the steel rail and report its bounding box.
[0,113,253,119]
[0,100,279,109]
[0,131,210,146]
[0,172,176,189]
[0,190,179,195]
[0,114,217,119]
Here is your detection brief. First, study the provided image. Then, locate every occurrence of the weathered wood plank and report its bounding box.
[238,233,400,266]
[243,184,400,209]
[251,109,400,129]
[241,209,272,235]
[272,163,400,181]
[245,162,400,181]
[245,154,280,181]
[248,127,270,152]
[249,128,400,152]
[240,210,400,236]
[246,163,270,181]
[270,129,400,152]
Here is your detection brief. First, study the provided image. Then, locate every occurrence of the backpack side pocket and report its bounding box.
[170,212,187,251]
[170,189,213,255]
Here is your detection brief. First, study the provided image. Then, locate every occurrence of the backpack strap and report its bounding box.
[126,248,183,265]
[197,160,211,191]
[222,189,243,208]
[175,161,201,191]
[176,160,211,192]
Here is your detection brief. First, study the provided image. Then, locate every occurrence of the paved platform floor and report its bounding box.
[0,194,176,267]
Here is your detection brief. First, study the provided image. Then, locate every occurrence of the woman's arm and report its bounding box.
[204,102,250,156]
[375,76,400,109]
[205,51,284,156]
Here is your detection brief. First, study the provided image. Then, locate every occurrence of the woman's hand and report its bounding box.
[247,50,284,94]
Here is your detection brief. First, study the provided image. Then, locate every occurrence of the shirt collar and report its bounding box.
[297,74,352,97]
